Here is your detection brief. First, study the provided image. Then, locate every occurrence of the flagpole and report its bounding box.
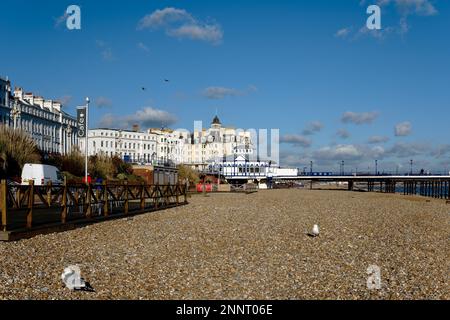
[85,97,90,183]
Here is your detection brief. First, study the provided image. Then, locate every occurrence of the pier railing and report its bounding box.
[0,180,188,233]
[272,175,450,200]
[377,179,450,199]
[345,178,450,200]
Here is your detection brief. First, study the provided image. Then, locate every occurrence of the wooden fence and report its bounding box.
[0,180,187,236]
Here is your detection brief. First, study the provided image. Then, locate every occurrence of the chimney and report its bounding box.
[34,96,44,108]
[14,87,23,100]
[132,124,140,132]
[23,92,35,105]
[53,102,61,112]
[44,99,54,112]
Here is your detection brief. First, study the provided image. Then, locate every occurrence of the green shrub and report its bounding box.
[112,155,133,175]
[116,173,127,181]
[0,125,41,179]
[177,165,200,185]
[89,153,115,180]
[61,148,85,177]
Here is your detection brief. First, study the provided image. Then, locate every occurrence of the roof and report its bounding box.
[212,115,221,125]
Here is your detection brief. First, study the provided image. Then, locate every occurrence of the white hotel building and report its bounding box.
[0,77,78,155]
[79,128,159,163]
[80,116,254,168]
[187,116,254,168]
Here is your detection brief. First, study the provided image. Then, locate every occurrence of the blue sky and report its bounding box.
[1,0,449,172]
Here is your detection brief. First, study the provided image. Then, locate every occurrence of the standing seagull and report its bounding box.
[308,224,320,237]
[61,266,95,292]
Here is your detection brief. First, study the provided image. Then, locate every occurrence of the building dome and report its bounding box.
[212,115,221,125]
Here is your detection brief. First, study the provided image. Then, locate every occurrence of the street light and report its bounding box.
[11,99,21,130]
[341,160,345,176]
[410,159,413,176]
[375,160,378,176]
[84,97,90,183]
[310,161,313,176]
[66,125,73,154]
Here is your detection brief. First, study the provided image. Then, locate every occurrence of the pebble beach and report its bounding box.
[0,189,448,300]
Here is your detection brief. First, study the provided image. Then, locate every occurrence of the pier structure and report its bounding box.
[273,175,450,199]
[204,155,450,200]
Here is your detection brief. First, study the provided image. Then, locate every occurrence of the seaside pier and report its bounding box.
[273,175,450,200]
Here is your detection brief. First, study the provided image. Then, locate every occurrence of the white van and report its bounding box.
[21,164,64,186]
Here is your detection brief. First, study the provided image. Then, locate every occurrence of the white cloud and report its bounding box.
[356,25,396,40]
[337,0,438,40]
[280,134,312,148]
[279,139,449,171]
[137,42,150,53]
[137,7,223,45]
[386,141,429,157]
[98,107,177,129]
[137,8,194,29]
[432,144,450,159]
[311,144,387,164]
[379,0,438,16]
[313,144,365,161]
[54,12,69,28]
[336,128,351,139]
[335,27,352,38]
[96,40,115,62]
[168,24,223,44]
[58,95,72,107]
[368,135,390,144]
[95,97,112,108]
[341,111,379,125]
[202,85,257,100]
[302,121,324,136]
[395,121,412,136]
[203,87,241,99]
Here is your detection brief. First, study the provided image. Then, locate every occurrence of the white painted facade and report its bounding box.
[186,116,254,169]
[268,167,299,177]
[208,155,299,180]
[79,128,159,163]
[0,78,78,155]
[149,128,186,164]
[80,116,255,168]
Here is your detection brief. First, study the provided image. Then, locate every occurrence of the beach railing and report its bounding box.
[0,180,187,233]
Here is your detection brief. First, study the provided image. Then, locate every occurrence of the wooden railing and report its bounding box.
[0,180,188,232]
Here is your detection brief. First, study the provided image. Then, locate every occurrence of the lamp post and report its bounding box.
[341,160,345,176]
[310,161,313,176]
[11,100,21,130]
[66,125,72,154]
[410,159,413,176]
[375,160,378,176]
[84,97,90,183]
